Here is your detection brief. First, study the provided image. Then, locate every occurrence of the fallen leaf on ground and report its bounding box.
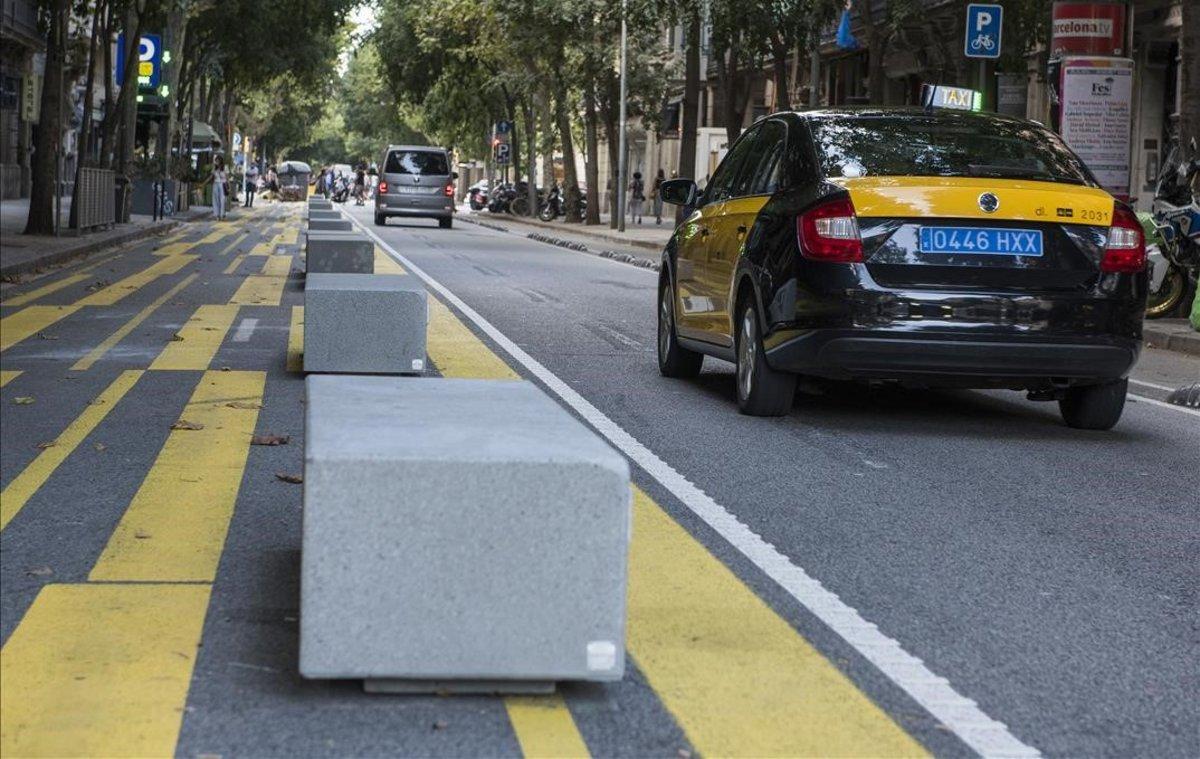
[252,434,290,446]
[36,440,57,449]
[134,531,152,539]
[171,419,205,430]
[275,472,303,484]
[170,332,185,341]
[220,366,231,371]
[36,331,59,340]
[226,401,261,410]
[14,396,35,405]
[432,721,449,731]
[26,566,53,577]
[94,443,107,452]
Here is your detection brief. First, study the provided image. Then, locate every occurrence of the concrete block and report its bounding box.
[300,377,631,687]
[305,232,373,274]
[302,273,425,373]
[308,209,341,220]
[308,218,353,232]
[308,199,333,211]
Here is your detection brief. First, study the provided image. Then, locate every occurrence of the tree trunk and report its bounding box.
[867,29,887,104]
[678,9,700,182]
[538,91,555,194]
[159,0,189,176]
[599,73,620,228]
[1181,0,1200,151]
[554,77,581,223]
[24,0,69,235]
[70,0,105,229]
[583,81,601,225]
[523,97,537,216]
[103,2,145,170]
[772,35,791,111]
[716,44,752,145]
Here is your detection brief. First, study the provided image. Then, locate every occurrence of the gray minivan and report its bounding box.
[374,145,457,228]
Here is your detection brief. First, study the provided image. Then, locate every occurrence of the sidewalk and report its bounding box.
[1143,318,1200,357]
[0,197,211,280]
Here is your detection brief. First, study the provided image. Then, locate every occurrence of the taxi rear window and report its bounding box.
[809,115,1094,186]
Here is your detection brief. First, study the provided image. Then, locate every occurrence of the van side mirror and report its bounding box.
[660,178,698,206]
[452,171,459,180]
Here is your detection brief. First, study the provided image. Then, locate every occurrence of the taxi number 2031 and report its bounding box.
[919,226,1044,256]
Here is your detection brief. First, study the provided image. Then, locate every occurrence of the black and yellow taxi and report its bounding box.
[657,93,1147,430]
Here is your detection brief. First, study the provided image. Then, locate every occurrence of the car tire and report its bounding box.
[1058,378,1127,430]
[658,279,703,378]
[439,217,453,229]
[374,213,385,226]
[736,301,795,417]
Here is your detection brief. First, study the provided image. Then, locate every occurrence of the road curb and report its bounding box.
[0,214,205,281]
[465,210,667,252]
[460,216,661,273]
[1143,321,1200,357]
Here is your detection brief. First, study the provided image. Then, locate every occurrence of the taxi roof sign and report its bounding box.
[921,84,983,112]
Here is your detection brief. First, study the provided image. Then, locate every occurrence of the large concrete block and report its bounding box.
[308,218,353,232]
[308,209,341,220]
[309,199,333,211]
[305,232,373,274]
[302,273,425,373]
[300,377,631,689]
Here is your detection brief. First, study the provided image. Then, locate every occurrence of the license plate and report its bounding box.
[918,227,1043,256]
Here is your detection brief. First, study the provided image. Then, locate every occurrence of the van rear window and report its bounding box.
[385,151,449,175]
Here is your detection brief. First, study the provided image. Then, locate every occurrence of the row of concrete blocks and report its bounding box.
[298,197,633,694]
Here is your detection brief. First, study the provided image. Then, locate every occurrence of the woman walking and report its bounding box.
[210,156,228,220]
[652,169,665,224]
[628,171,645,225]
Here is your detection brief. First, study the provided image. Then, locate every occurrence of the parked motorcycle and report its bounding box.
[537,184,587,221]
[468,182,489,211]
[1145,138,1199,318]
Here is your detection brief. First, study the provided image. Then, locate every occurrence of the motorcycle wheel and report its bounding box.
[511,197,528,216]
[1146,266,1187,318]
[538,205,555,222]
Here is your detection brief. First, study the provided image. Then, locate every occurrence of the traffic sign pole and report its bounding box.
[965,4,1003,110]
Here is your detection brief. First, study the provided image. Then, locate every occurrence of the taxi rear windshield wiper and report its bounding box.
[967,164,1083,184]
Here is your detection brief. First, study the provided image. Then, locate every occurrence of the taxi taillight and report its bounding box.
[798,197,863,263]
[1101,206,1146,273]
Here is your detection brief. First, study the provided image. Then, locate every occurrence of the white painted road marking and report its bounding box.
[351,213,1042,758]
[232,318,258,343]
[1129,378,1179,393]
[1129,393,1200,417]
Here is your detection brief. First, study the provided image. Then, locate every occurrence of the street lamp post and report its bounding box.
[617,0,628,233]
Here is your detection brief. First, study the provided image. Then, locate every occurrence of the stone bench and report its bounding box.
[308,209,341,221]
[300,376,631,693]
[305,232,373,274]
[308,218,353,232]
[302,273,425,374]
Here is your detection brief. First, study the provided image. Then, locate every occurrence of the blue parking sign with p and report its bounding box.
[965,4,1002,59]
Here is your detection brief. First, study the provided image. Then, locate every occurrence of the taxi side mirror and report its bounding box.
[660,178,698,206]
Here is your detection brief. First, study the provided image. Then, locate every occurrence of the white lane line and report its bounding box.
[1129,392,1200,417]
[232,317,258,343]
[1128,378,1177,393]
[351,213,1041,759]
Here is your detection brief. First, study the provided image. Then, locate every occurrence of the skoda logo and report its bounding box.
[979,192,1000,213]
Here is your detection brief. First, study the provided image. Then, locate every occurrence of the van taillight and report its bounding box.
[1101,206,1146,273]
[445,183,454,197]
[797,197,863,262]
[379,181,388,194]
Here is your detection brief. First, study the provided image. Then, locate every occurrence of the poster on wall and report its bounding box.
[1058,56,1133,200]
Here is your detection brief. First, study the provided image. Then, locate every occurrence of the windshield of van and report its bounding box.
[385,150,450,175]
[809,114,1095,186]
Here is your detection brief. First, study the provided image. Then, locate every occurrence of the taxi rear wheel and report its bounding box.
[658,280,703,378]
[1059,378,1127,431]
[736,302,795,417]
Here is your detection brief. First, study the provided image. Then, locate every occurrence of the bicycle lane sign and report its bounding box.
[965,3,1002,59]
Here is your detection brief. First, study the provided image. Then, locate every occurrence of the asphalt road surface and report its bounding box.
[1,200,1197,758]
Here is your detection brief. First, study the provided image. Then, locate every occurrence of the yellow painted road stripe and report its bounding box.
[223,253,248,275]
[374,246,406,274]
[71,274,199,372]
[0,583,211,758]
[228,255,290,306]
[427,297,519,380]
[153,241,194,256]
[506,696,590,759]
[0,370,21,387]
[217,232,248,256]
[248,242,274,256]
[1,273,90,307]
[287,306,304,372]
[90,370,265,582]
[0,370,143,531]
[429,292,924,757]
[75,254,193,307]
[627,487,924,757]
[198,229,229,246]
[149,304,240,370]
[0,305,80,352]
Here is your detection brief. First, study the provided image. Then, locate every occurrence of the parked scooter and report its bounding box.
[537,184,588,221]
[468,182,489,210]
[1145,138,1199,318]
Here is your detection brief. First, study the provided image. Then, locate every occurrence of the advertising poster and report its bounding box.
[1058,56,1133,199]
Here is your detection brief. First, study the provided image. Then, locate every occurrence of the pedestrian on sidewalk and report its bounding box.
[652,169,665,224]
[244,162,260,207]
[210,156,229,220]
[628,172,645,225]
